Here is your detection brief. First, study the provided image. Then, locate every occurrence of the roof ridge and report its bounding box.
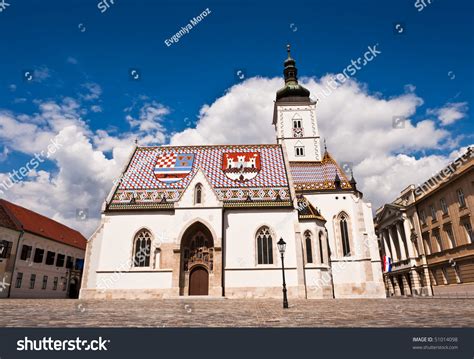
[137,143,282,149]
[1,199,78,232]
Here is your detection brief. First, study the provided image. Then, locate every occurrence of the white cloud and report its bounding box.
[171,77,278,145]
[67,56,79,65]
[32,66,51,82]
[91,105,102,113]
[125,101,169,144]
[80,82,102,101]
[0,97,155,236]
[0,146,9,162]
[427,102,468,126]
[13,98,27,104]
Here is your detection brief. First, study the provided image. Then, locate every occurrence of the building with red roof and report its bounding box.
[0,199,86,298]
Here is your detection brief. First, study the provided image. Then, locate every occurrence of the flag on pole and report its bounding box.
[383,255,392,272]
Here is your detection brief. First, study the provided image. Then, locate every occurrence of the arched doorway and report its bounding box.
[179,222,214,296]
[189,266,209,295]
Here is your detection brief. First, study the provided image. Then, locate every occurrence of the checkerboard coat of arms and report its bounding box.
[222,152,261,182]
[154,153,194,183]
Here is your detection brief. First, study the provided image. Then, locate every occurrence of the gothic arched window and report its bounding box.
[195,183,202,204]
[319,231,325,264]
[257,226,273,265]
[305,231,313,264]
[339,214,351,257]
[133,229,151,267]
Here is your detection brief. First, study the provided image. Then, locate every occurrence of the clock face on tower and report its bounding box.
[293,127,304,137]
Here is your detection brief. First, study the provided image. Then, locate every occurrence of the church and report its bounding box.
[80,47,385,299]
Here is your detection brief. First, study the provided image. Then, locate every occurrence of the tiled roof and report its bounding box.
[296,195,325,221]
[109,144,292,209]
[0,203,19,231]
[0,199,87,250]
[289,151,352,192]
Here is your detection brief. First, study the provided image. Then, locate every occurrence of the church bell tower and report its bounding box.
[273,45,322,162]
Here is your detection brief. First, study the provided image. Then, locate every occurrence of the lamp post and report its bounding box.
[277,237,289,309]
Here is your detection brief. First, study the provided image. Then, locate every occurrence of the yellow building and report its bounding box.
[375,147,474,297]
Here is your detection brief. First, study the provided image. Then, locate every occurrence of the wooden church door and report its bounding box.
[189,267,209,295]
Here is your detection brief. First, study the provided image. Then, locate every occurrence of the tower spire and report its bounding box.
[276,44,310,102]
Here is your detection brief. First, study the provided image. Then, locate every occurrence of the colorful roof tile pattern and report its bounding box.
[296,195,325,221]
[289,151,352,192]
[109,145,292,209]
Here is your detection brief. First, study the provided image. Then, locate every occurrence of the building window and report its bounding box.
[20,245,32,261]
[61,277,67,291]
[304,231,313,264]
[463,221,473,243]
[457,188,466,207]
[441,268,448,284]
[433,231,443,252]
[430,269,437,286]
[292,116,304,137]
[66,256,74,269]
[422,233,431,255]
[293,118,302,129]
[440,198,448,215]
[75,258,84,270]
[56,254,65,267]
[155,249,161,269]
[42,275,48,290]
[15,273,23,288]
[295,146,305,157]
[195,183,203,204]
[45,251,56,265]
[0,240,12,259]
[430,205,437,222]
[319,231,325,264]
[53,277,58,290]
[454,265,462,283]
[420,210,426,225]
[256,226,274,265]
[33,248,44,263]
[29,274,36,289]
[445,226,456,248]
[338,214,351,257]
[133,229,152,267]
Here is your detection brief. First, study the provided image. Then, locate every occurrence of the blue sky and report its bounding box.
[0,0,472,234]
[2,0,472,140]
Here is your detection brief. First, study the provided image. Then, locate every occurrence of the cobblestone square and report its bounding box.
[1,298,473,327]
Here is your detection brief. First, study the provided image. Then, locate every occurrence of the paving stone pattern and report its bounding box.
[1,298,473,328]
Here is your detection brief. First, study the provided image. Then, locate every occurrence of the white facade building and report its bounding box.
[81,46,385,299]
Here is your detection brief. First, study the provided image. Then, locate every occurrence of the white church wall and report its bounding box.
[176,167,221,208]
[95,271,173,290]
[298,221,334,298]
[305,193,361,257]
[80,219,105,295]
[223,208,302,298]
[305,193,385,298]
